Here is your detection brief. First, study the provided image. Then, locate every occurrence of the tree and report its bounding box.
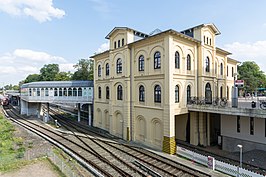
[238,61,266,93]
[24,74,41,83]
[39,64,59,81]
[54,72,72,81]
[72,58,94,80]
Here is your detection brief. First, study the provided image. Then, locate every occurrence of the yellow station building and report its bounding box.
[92,23,266,154]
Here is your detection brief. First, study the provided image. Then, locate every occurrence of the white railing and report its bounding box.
[176,145,264,177]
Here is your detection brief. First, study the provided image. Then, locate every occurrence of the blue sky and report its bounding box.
[0,0,266,85]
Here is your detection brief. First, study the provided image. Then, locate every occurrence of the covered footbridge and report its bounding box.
[20,81,93,125]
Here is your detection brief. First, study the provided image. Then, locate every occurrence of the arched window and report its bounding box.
[37,88,40,96]
[106,63,109,76]
[63,88,67,96]
[122,38,124,46]
[117,85,123,100]
[204,36,206,43]
[220,63,223,75]
[98,87,101,99]
[54,88,58,96]
[205,83,212,104]
[154,85,161,103]
[114,41,116,49]
[59,88,63,96]
[98,65,101,77]
[232,67,234,77]
[73,88,77,96]
[205,57,210,72]
[68,88,72,96]
[154,51,161,69]
[187,85,191,103]
[175,85,179,103]
[118,40,120,48]
[175,51,180,69]
[78,88,82,96]
[187,54,191,70]
[45,88,49,96]
[210,38,212,45]
[220,86,223,98]
[139,85,145,102]
[207,37,209,45]
[106,86,109,99]
[139,55,144,71]
[116,58,122,73]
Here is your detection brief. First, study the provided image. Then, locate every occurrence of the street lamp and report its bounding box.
[237,144,243,168]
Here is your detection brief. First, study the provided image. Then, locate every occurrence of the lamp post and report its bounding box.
[237,144,243,168]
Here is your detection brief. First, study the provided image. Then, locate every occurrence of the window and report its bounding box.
[114,41,117,49]
[187,85,191,103]
[37,88,40,96]
[118,40,120,48]
[59,88,63,96]
[106,63,109,76]
[210,38,211,45]
[29,88,32,96]
[205,57,210,72]
[73,88,77,96]
[139,85,145,102]
[232,67,234,77]
[139,55,144,71]
[45,88,49,96]
[117,85,123,100]
[187,54,191,70]
[154,85,161,103]
[98,65,101,77]
[116,58,122,73]
[227,66,228,76]
[250,117,254,135]
[68,88,72,96]
[175,51,180,69]
[63,88,67,96]
[220,86,223,98]
[122,38,124,46]
[204,36,205,43]
[54,88,57,96]
[106,86,109,99]
[207,37,209,45]
[237,116,240,133]
[98,87,101,99]
[175,85,179,103]
[78,88,82,96]
[154,51,161,69]
[220,63,223,75]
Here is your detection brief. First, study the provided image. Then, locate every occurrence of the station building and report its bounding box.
[92,23,266,154]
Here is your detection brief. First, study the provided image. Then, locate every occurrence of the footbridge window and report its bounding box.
[73,88,77,96]
[63,88,67,96]
[45,88,49,96]
[37,88,40,96]
[68,88,72,96]
[78,88,82,96]
[54,88,58,96]
[59,88,63,96]
[29,88,32,96]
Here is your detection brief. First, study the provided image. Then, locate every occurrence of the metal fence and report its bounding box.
[176,145,264,177]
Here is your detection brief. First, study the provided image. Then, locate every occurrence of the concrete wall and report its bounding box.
[221,114,266,152]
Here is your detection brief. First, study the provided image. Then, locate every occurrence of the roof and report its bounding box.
[105,27,149,39]
[21,81,94,89]
[216,47,232,55]
[227,57,241,64]
[181,23,221,35]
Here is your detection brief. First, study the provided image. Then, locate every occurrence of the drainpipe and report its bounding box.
[129,46,133,141]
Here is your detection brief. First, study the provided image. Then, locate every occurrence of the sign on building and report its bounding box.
[235,80,244,88]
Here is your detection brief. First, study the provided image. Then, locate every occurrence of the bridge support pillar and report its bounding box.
[20,99,28,115]
[77,103,81,122]
[44,103,49,123]
[37,103,42,119]
[88,104,92,126]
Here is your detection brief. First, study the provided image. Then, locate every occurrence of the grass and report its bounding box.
[0,113,26,172]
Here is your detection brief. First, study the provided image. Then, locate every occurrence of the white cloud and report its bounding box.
[0,0,65,22]
[0,49,74,85]
[224,41,266,72]
[95,42,109,53]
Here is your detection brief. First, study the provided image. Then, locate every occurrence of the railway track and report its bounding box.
[48,107,211,177]
[3,106,144,177]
